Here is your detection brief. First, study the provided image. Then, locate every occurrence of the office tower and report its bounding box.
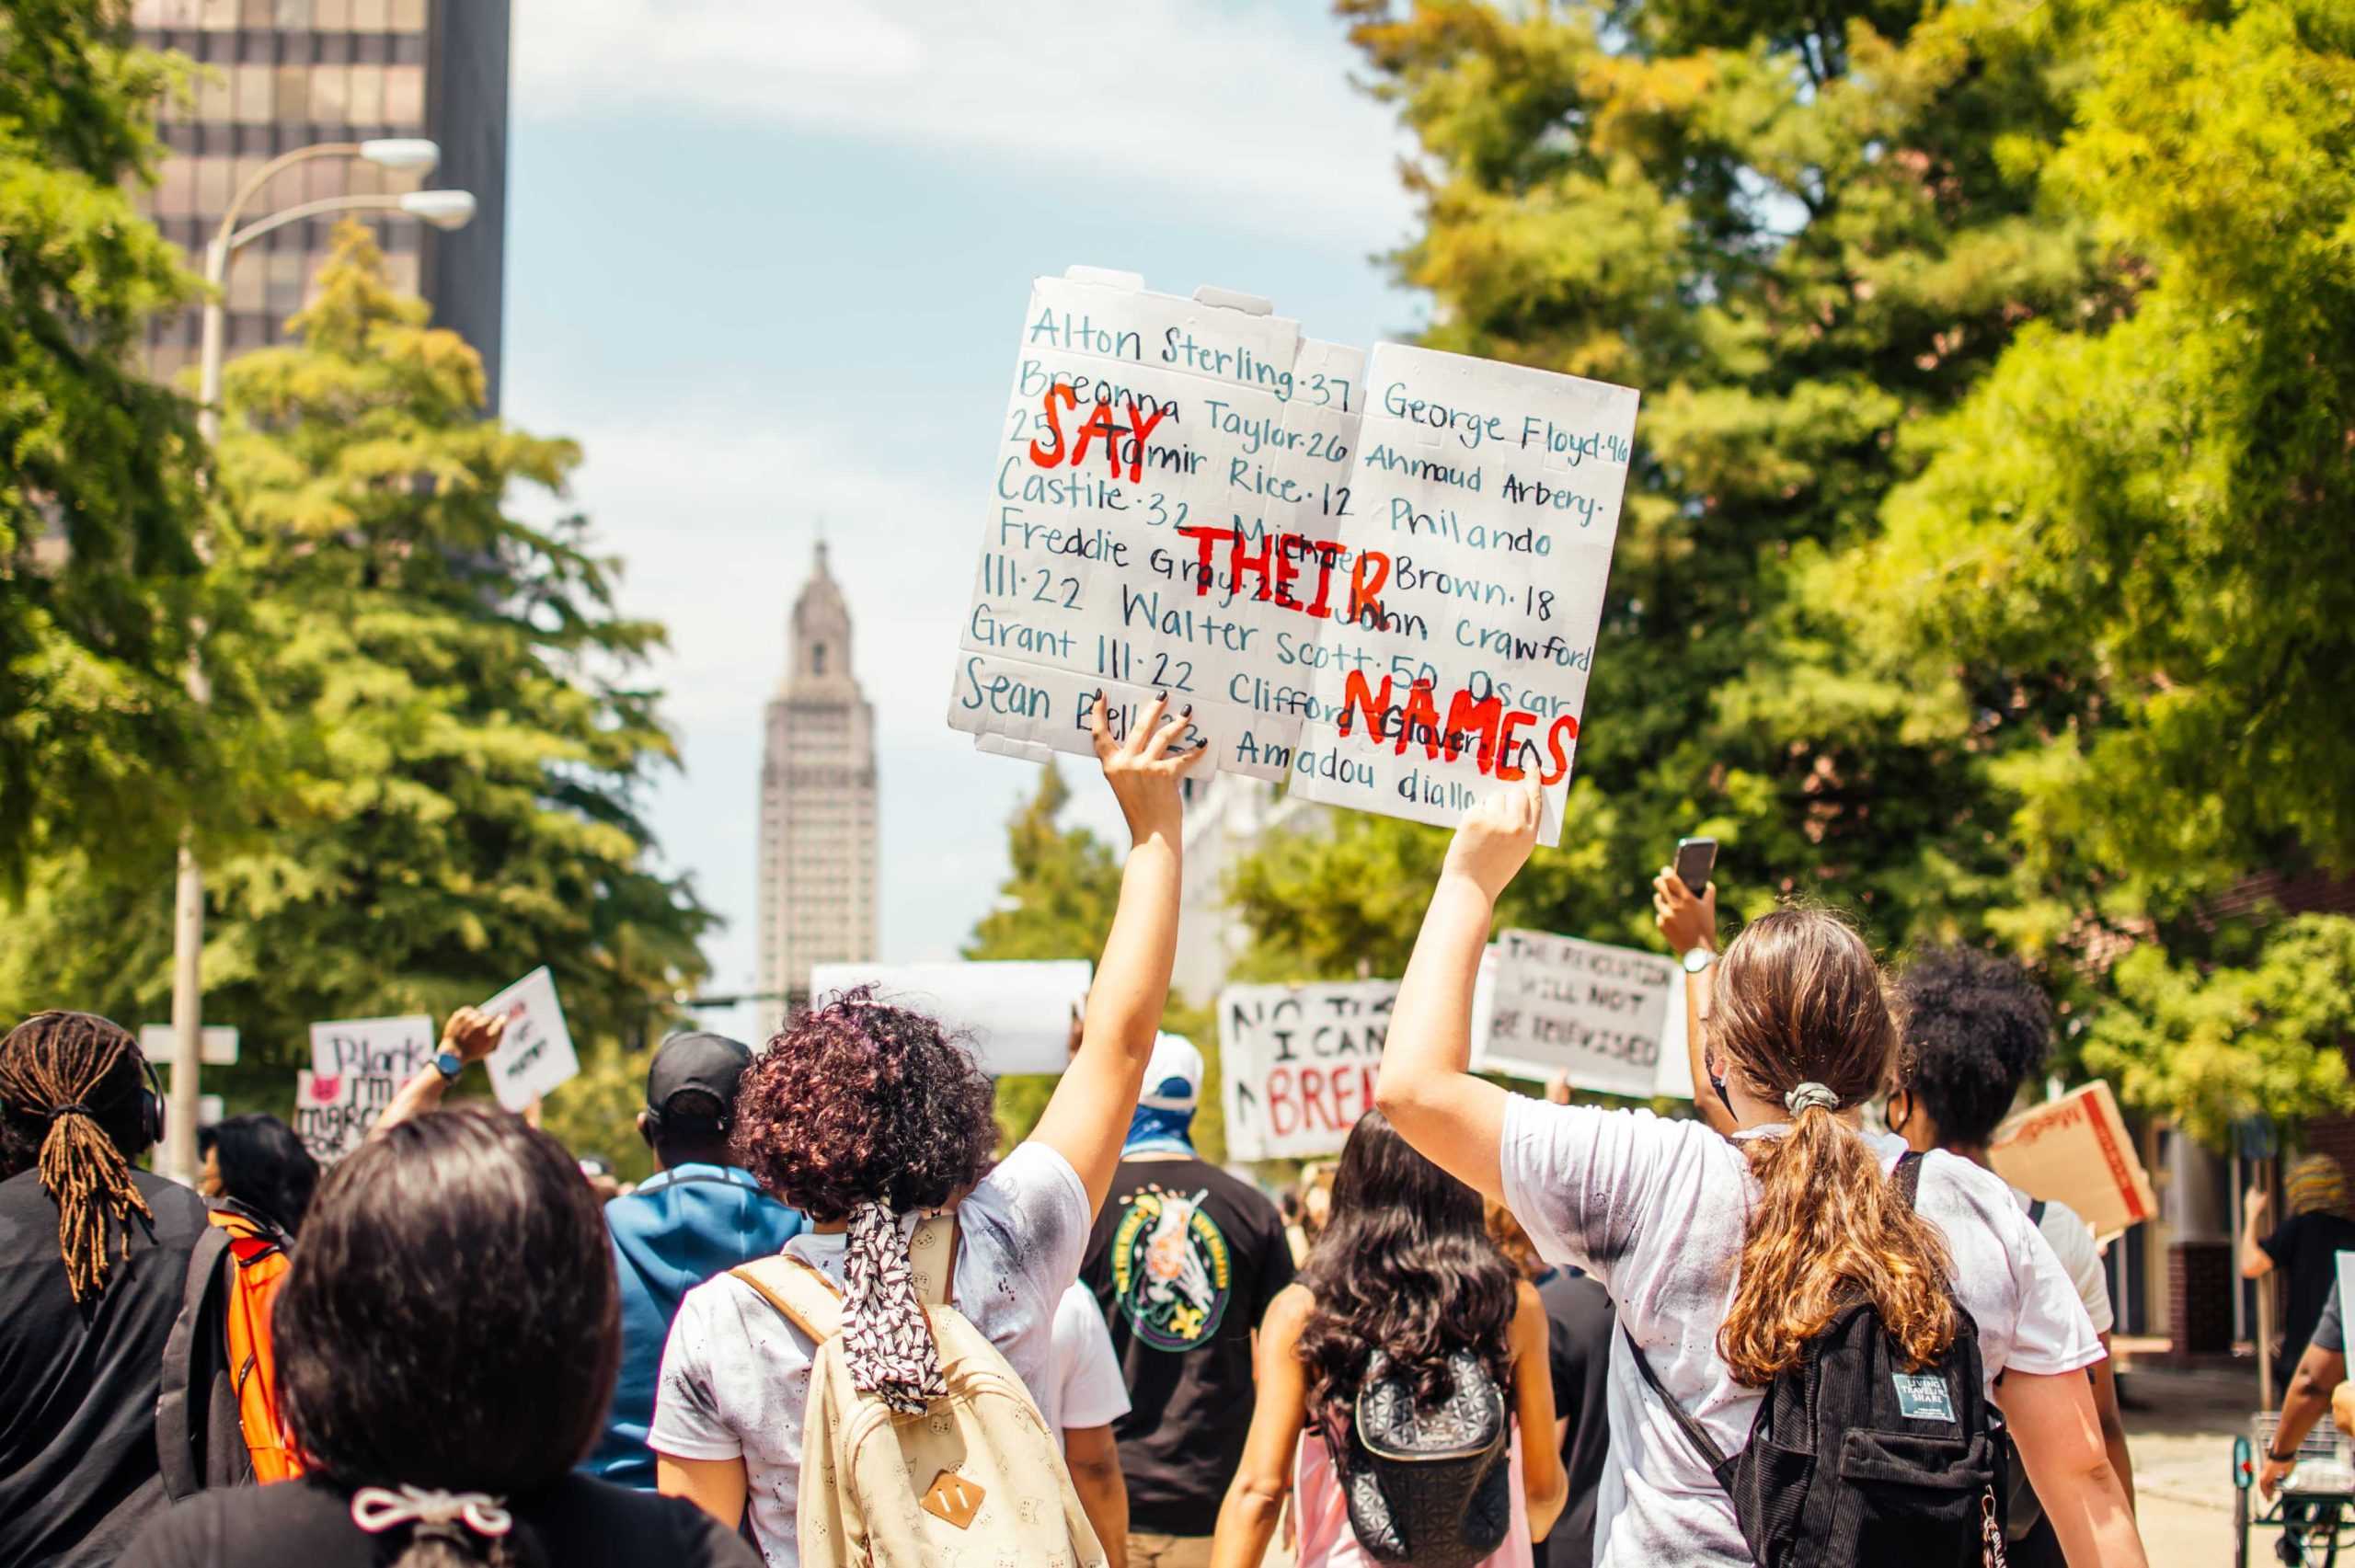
[128,0,511,408]
[757,544,879,1038]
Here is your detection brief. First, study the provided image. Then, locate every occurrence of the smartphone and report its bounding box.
[1673,837,1717,896]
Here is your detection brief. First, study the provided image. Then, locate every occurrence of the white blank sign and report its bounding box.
[807,960,1094,1077]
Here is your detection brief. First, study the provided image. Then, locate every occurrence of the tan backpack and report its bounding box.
[729,1216,1108,1568]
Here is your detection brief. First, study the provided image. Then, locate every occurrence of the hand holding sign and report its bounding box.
[1442,779,1543,902]
[1090,689,1206,845]
[441,1005,506,1068]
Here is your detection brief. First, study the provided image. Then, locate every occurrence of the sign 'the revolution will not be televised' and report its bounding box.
[947,267,1641,846]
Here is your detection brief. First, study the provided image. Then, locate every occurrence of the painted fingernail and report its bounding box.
[1182,704,1194,717]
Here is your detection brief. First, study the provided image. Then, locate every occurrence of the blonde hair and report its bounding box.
[1711,910,1956,1386]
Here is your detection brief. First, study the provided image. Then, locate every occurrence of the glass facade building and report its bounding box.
[128,0,511,408]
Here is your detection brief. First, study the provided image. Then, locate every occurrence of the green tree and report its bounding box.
[0,0,216,887]
[1237,0,2115,981]
[0,223,712,1165]
[966,763,1223,1162]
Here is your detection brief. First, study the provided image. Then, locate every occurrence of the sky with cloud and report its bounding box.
[502,0,1426,1041]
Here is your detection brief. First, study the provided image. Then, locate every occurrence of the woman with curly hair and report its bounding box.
[1211,1109,1564,1568]
[1372,784,2144,1567]
[651,698,1199,1563]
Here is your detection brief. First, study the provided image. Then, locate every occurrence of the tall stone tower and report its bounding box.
[756,543,879,1039]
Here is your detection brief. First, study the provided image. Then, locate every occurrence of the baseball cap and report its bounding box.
[646,1031,755,1125]
[1139,1032,1202,1113]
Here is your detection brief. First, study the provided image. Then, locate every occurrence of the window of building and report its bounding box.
[309,63,348,124]
[813,643,827,675]
[348,62,383,124]
[384,63,422,126]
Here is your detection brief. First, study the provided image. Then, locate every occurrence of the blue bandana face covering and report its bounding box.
[1122,1102,1196,1157]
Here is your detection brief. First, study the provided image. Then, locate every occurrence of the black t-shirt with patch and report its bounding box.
[1081,1154,1295,1534]
[2263,1209,2355,1366]
[0,1165,213,1567]
[1531,1267,1613,1568]
[118,1473,758,1568]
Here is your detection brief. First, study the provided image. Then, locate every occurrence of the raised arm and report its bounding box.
[1028,693,1200,1217]
[1653,869,1732,1138]
[1375,781,1542,1203]
[2239,1186,2276,1278]
[372,1007,504,1136]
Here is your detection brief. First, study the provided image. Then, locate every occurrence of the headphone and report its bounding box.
[136,1052,167,1150]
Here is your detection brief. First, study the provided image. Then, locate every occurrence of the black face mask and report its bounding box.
[1709,1069,1736,1120]
[1887,1091,1913,1138]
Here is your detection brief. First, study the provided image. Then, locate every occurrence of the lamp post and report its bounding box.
[163,138,475,1184]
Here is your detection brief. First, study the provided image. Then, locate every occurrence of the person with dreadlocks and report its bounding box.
[0,1010,224,1565]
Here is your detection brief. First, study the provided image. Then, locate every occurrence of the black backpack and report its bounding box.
[1626,1152,2009,1568]
[1327,1345,1513,1568]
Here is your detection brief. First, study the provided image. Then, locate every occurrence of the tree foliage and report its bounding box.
[0,0,214,887]
[0,224,712,1162]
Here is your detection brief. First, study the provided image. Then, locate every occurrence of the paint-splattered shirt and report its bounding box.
[648,1141,1088,1565]
[1499,1103,2102,1568]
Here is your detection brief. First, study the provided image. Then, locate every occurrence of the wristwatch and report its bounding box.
[433,1048,465,1082]
[1683,945,1716,975]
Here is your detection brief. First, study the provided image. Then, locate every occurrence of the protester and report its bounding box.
[2260,1272,2353,1568]
[649,697,1196,1564]
[196,1113,321,1485]
[2244,1152,2355,1386]
[0,1011,226,1565]
[1488,1201,1610,1568]
[1053,1280,1134,1568]
[121,1104,754,1567]
[1080,1032,1296,1568]
[1210,1108,1564,1568]
[584,1031,805,1491]
[1375,784,2145,1566]
[199,1113,319,1237]
[1874,943,2136,1562]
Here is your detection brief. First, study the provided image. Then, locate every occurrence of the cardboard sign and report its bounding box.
[1988,1081,2156,1240]
[1476,930,1690,1100]
[949,268,1640,847]
[293,1067,399,1162]
[807,959,1094,1077]
[1219,980,1397,1162]
[479,967,580,1111]
[308,1013,435,1082]
[141,1024,238,1067]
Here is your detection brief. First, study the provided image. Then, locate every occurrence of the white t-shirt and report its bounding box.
[1051,1282,1132,1436]
[2016,1188,2115,1336]
[1499,1101,2104,1568]
[649,1142,1091,1566]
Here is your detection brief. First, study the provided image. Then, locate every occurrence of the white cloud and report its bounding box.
[512,0,1416,235]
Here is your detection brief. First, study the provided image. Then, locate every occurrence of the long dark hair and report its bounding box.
[201,1113,319,1235]
[1297,1109,1517,1415]
[275,1105,619,1567]
[0,1011,155,1304]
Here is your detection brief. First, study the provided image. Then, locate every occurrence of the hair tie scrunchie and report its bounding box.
[350,1484,513,1539]
[1784,1082,1841,1116]
[45,1102,96,1123]
[841,1199,948,1414]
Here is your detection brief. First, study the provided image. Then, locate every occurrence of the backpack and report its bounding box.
[1626,1152,2010,1568]
[1324,1345,1513,1568]
[208,1205,304,1482]
[728,1215,1107,1568]
[156,1225,250,1499]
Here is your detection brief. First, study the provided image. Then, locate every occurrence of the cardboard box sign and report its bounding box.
[1988,1081,2157,1241]
[948,267,1642,849]
[1219,980,1400,1162]
[808,960,1093,1078]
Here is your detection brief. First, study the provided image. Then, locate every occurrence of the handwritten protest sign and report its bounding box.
[809,960,1093,1077]
[1219,980,1397,1162]
[308,1013,434,1082]
[1989,1081,2156,1241]
[480,967,579,1111]
[948,269,1639,846]
[1476,930,1690,1100]
[293,1068,398,1162]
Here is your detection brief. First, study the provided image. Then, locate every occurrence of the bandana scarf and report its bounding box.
[1121,1102,1196,1158]
[841,1201,948,1414]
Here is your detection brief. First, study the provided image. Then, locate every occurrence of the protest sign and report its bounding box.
[1476,930,1688,1100]
[808,959,1093,1077]
[308,1013,435,1082]
[1219,980,1397,1162]
[949,268,1639,846]
[293,1068,398,1162]
[1988,1081,2156,1240]
[480,967,580,1111]
[140,1023,238,1066]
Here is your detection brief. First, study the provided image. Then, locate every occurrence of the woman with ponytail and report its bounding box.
[1,1010,215,1565]
[121,1104,756,1568]
[1373,784,2146,1567]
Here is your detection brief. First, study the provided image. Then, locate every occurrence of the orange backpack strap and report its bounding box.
[729,1255,844,1343]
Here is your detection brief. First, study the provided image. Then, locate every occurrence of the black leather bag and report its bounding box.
[1329,1347,1512,1568]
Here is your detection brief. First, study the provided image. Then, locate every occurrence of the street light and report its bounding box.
[162,139,476,1183]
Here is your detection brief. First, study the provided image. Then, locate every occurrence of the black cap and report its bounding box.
[646,1031,755,1124]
